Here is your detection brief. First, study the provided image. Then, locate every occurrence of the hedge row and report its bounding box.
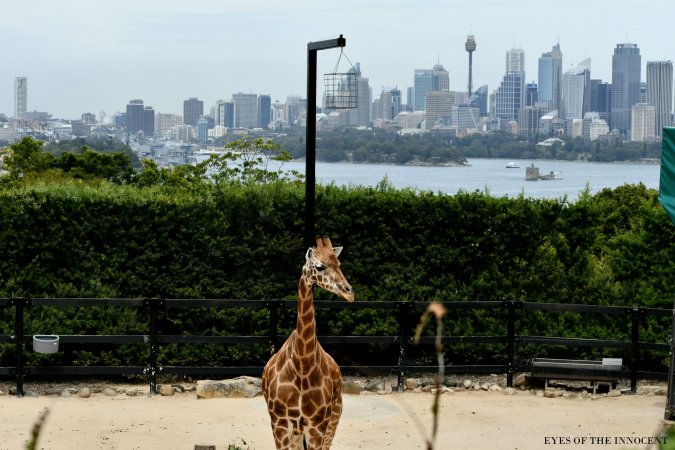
[1,180,673,369]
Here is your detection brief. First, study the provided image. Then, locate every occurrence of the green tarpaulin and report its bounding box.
[660,127,675,223]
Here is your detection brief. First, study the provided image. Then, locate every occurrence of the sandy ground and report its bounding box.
[0,384,671,450]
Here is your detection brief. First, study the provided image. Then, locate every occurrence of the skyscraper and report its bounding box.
[413,69,434,111]
[432,64,450,91]
[413,64,449,111]
[495,49,526,122]
[14,76,27,119]
[505,49,525,73]
[538,44,563,113]
[232,93,258,128]
[561,59,591,120]
[646,60,673,137]
[611,43,641,137]
[126,99,145,134]
[631,103,656,141]
[183,97,204,126]
[143,106,155,136]
[258,95,272,128]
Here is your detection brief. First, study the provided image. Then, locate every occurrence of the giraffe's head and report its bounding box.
[303,236,354,302]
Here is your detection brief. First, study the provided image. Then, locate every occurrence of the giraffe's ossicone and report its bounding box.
[261,236,353,450]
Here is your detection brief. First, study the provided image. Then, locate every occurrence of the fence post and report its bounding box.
[13,297,26,397]
[396,301,410,392]
[630,306,641,393]
[505,300,516,388]
[268,300,279,355]
[146,298,160,395]
[665,296,675,419]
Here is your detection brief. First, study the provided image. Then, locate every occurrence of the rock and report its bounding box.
[384,379,392,394]
[607,389,622,398]
[443,377,459,388]
[159,384,175,396]
[422,384,435,393]
[480,383,489,391]
[656,388,668,396]
[77,387,91,398]
[489,384,502,392]
[472,382,481,391]
[196,376,262,399]
[364,380,385,392]
[342,381,362,395]
[171,384,185,393]
[420,378,436,387]
[44,388,62,395]
[404,378,419,391]
[0,389,7,396]
[504,387,517,395]
[102,388,118,397]
[463,379,472,389]
[544,389,564,398]
[60,389,71,398]
[24,390,39,398]
[513,373,530,387]
[431,387,453,394]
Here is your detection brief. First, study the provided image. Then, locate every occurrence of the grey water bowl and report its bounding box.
[33,335,59,354]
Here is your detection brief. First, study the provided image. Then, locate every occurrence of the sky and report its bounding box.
[2,0,674,120]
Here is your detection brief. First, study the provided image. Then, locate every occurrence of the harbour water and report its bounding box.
[283,158,661,201]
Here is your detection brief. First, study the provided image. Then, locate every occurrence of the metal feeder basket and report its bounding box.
[324,72,358,110]
[33,335,60,354]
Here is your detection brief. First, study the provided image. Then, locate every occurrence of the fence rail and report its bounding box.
[0,298,671,396]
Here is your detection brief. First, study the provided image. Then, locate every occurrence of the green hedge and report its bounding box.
[1,181,674,370]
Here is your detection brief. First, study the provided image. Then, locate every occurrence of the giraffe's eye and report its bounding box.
[315,263,325,272]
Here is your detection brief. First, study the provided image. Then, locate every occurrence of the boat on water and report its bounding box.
[506,161,520,168]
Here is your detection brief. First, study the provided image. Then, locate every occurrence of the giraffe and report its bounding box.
[262,236,354,450]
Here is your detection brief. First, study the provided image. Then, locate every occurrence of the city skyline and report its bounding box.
[2,0,674,119]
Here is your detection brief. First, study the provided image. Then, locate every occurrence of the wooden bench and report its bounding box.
[530,358,624,394]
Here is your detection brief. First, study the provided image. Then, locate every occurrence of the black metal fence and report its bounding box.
[0,298,672,397]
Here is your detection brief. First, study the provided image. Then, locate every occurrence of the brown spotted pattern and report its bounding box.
[262,236,353,449]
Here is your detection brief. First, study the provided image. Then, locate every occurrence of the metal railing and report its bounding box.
[0,298,671,396]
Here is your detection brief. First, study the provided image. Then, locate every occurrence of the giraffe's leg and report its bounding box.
[322,395,342,449]
[271,419,304,450]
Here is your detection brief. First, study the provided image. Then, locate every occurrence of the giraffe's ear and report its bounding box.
[306,247,314,262]
[333,246,343,258]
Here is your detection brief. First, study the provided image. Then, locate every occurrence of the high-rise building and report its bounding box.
[126,99,145,134]
[414,69,434,111]
[232,93,258,128]
[646,60,673,137]
[495,49,526,122]
[561,59,591,120]
[197,117,209,142]
[631,103,656,141]
[538,44,563,113]
[432,64,450,91]
[155,113,182,135]
[14,76,27,119]
[183,97,204,126]
[413,65,449,111]
[469,85,489,116]
[424,90,455,129]
[143,106,155,136]
[505,49,525,74]
[590,80,611,115]
[257,94,272,128]
[611,43,641,137]
[219,101,235,128]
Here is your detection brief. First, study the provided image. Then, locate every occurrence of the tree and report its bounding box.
[1,137,56,180]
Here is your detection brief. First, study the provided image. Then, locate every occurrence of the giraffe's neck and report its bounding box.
[295,273,317,359]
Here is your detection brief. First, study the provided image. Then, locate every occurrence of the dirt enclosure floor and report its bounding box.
[0,383,671,450]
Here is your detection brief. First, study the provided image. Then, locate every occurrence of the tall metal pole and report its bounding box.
[305,35,346,248]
